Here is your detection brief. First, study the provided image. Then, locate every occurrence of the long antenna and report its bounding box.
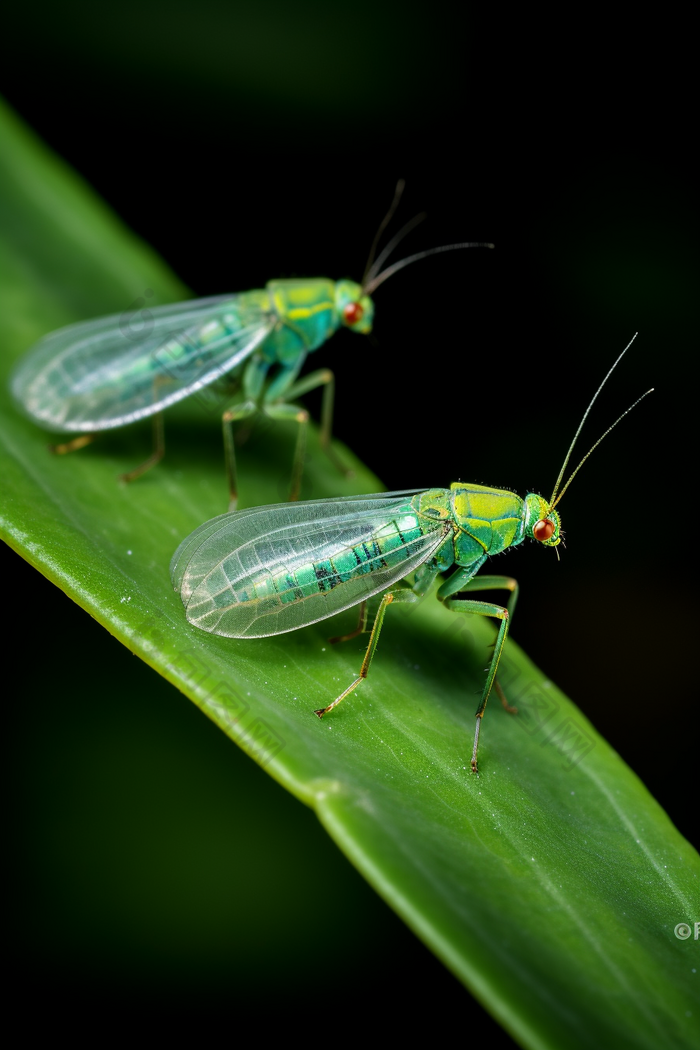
[549,388,654,511]
[363,212,427,288]
[361,180,407,287]
[363,242,495,295]
[549,333,638,507]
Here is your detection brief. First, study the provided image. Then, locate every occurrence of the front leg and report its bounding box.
[438,566,519,774]
[263,401,310,501]
[283,368,352,478]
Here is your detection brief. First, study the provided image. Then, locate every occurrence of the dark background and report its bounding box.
[3,3,696,1043]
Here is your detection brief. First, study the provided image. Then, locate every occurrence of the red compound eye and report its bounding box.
[343,302,364,325]
[533,519,555,542]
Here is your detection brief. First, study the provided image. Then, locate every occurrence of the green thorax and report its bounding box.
[411,484,525,569]
[411,484,561,571]
[258,278,374,365]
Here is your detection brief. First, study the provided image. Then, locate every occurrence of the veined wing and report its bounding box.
[10,293,275,432]
[170,490,429,597]
[171,492,448,638]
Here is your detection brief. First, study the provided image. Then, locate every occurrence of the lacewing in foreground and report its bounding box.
[171,337,650,771]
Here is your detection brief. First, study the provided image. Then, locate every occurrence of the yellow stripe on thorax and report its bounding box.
[286,300,335,321]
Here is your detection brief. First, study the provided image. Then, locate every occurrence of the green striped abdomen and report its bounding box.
[151,303,258,382]
[11,293,266,433]
[240,507,424,606]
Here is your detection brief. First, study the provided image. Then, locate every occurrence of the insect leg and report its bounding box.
[438,566,517,706]
[263,401,310,502]
[119,412,165,483]
[440,573,518,773]
[413,560,441,598]
[452,575,519,711]
[328,561,439,645]
[328,600,368,643]
[284,369,353,478]
[458,575,519,619]
[453,575,519,715]
[494,679,517,715]
[50,434,97,455]
[222,399,257,511]
[315,586,419,718]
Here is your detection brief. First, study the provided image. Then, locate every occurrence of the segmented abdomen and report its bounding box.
[235,510,425,606]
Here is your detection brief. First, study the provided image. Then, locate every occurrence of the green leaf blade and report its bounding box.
[1,97,698,1050]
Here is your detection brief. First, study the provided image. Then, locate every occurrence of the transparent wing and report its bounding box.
[10,293,275,432]
[170,492,447,638]
[170,490,427,596]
